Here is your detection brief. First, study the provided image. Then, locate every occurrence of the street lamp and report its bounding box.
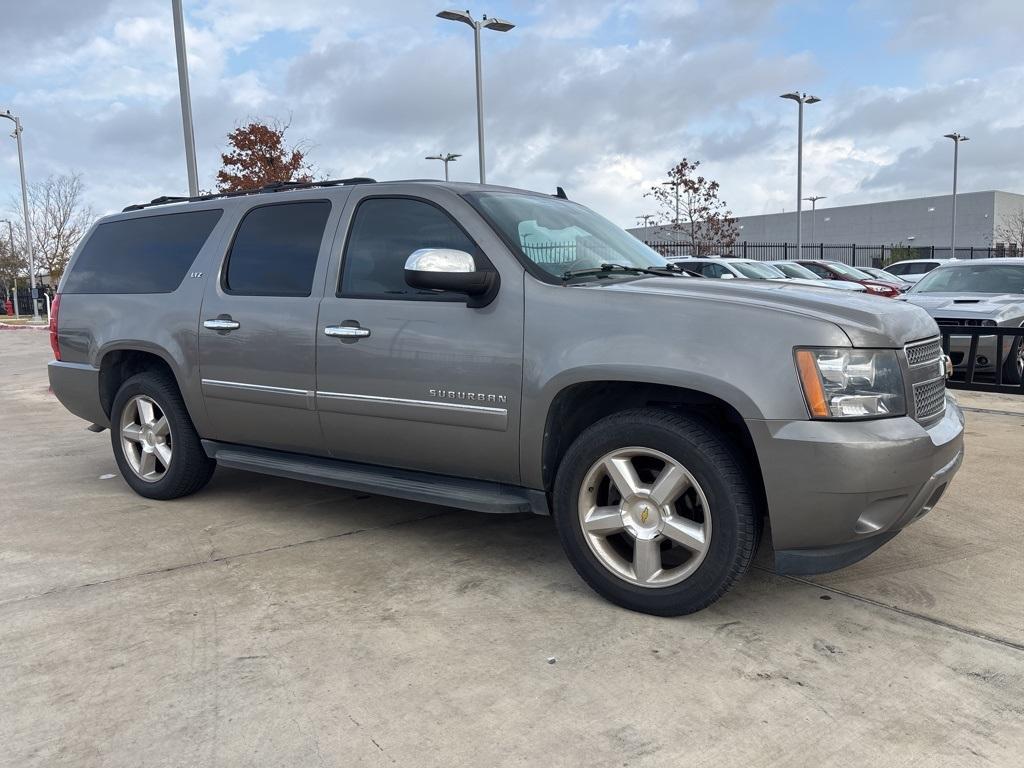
[780,91,821,260]
[171,0,199,196]
[425,152,462,181]
[803,195,826,243]
[636,213,656,228]
[661,180,682,226]
[1,109,40,321]
[943,132,969,258]
[437,9,515,184]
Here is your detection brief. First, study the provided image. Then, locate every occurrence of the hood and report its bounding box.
[902,293,1024,321]
[594,276,939,347]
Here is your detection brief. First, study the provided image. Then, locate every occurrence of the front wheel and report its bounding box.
[553,409,760,616]
[1002,334,1024,385]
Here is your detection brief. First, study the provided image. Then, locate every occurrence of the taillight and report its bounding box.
[49,293,61,360]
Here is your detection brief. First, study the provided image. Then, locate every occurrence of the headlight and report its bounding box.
[795,348,906,419]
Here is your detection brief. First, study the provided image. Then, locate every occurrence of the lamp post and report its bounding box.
[1,109,40,321]
[425,152,462,181]
[2,219,19,316]
[803,195,826,243]
[943,132,968,258]
[636,214,656,228]
[780,92,821,260]
[661,180,681,226]
[437,9,515,184]
[172,0,199,196]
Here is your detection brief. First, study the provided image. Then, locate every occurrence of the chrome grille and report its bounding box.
[905,338,942,367]
[913,377,946,420]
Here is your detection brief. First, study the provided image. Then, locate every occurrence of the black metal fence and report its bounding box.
[939,326,1024,394]
[644,242,1022,268]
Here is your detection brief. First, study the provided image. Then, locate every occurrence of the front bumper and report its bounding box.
[746,397,965,574]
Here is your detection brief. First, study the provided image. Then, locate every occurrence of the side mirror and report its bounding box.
[404,248,499,308]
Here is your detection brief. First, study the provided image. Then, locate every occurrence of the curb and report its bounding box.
[0,322,48,331]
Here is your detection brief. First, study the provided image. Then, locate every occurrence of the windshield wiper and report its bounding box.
[561,263,679,282]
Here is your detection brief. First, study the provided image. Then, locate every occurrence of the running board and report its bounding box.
[201,440,547,515]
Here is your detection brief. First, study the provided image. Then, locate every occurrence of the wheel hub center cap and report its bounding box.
[621,499,663,540]
[142,428,156,448]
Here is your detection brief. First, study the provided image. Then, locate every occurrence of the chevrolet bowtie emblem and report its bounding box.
[640,506,649,524]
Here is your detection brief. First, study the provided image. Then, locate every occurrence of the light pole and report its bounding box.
[1,109,40,321]
[2,219,19,316]
[437,9,515,184]
[636,214,656,228]
[172,0,199,196]
[661,180,681,226]
[425,152,462,181]
[780,92,821,259]
[803,195,826,243]
[943,132,968,258]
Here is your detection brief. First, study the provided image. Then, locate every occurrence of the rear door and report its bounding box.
[314,187,525,483]
[198,195,346,454]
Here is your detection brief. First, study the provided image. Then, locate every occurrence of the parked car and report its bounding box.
[901,258,1024,383]
[861,267,912,292]
[884,258,954,284]
[796,260,904,297]
[767,261,867,292]
[675,257,834,288]
[47,179,963,616]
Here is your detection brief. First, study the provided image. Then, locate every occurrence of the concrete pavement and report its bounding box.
[1,331,1022,767]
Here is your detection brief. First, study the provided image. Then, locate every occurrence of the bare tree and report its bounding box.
[0,230,25,299]
[11,173,95,282]
[995,207,1024,248]
[216,118,314,192]
[645,158,739,256]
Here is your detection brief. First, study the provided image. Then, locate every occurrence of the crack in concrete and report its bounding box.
[755,566,1024,654]
[0,510,454,608]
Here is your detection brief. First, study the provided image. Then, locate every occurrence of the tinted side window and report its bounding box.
[225,201,331,296]
[62,209,222,294]
[340,197,481,299]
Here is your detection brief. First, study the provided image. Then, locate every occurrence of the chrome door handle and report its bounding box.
[324,325,371,339]
[204,318,240,331]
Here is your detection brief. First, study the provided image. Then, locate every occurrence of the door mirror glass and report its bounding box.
[404,248,498,307]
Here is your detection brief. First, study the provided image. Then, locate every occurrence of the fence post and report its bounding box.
[743,242,747,258]
[852,244,856,266]
[819,242,823,258]
[969,246,974,260]
[930,245,935,259]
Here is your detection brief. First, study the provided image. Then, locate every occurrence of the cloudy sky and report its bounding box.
[2,0,1022,227]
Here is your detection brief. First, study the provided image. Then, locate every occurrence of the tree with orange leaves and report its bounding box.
[215,119,314,192]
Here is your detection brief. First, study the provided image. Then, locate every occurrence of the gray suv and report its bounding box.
[48,179,964,615]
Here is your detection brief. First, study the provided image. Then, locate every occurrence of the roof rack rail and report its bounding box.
[122,177,377,212]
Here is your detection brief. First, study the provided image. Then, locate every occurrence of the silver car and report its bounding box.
[768,261,868,292]
[902,258,1024,383]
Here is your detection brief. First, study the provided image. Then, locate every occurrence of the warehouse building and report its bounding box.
[630,190,1024,248]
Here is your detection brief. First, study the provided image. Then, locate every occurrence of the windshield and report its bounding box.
[731,262,785,279]
[911,263,1024,294]
[771,262,819,279]
[826,262,873,280]
[464,192,670,279]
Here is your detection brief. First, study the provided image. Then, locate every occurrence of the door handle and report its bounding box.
[204,318,240,331]
[324,324,371,339]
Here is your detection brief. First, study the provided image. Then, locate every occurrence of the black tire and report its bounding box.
[110,370,215,500]
[1002,335,1023,385]
[552,408,760,616]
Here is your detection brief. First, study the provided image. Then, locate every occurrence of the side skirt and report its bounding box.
[201,440,549,516]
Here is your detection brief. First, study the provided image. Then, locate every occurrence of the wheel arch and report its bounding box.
[98,346,188,420]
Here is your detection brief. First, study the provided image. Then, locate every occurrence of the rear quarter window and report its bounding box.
[62,209,222,294]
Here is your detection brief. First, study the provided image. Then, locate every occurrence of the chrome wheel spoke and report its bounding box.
[582,506,624,535]
[603,456,642,499]
[649,464,691,506]
[633,538,662,583]
[662,516,707,553]
[136,398,155,426]
[138,449,157,477]
[152,415,170,438]
[121,423,144,443]
[154,442,172,469]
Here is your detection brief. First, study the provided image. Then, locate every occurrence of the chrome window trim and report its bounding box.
[201,378,310,396]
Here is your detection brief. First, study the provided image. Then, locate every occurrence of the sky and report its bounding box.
[1,0,1022,229]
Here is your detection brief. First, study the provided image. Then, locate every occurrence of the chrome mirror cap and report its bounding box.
[404,248,475,274]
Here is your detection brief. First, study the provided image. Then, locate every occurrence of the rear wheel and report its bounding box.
[110,371,215,499]
[1002,334,1024,385]
[553,409,759,616]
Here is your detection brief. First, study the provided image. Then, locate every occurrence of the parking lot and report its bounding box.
[1,329,1022,767]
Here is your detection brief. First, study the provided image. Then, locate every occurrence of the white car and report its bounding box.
[883,259,954,284]
[767,261,868,292]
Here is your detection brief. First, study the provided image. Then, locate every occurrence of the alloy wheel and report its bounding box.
[577,447,712,588]
[120,395,173,482]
